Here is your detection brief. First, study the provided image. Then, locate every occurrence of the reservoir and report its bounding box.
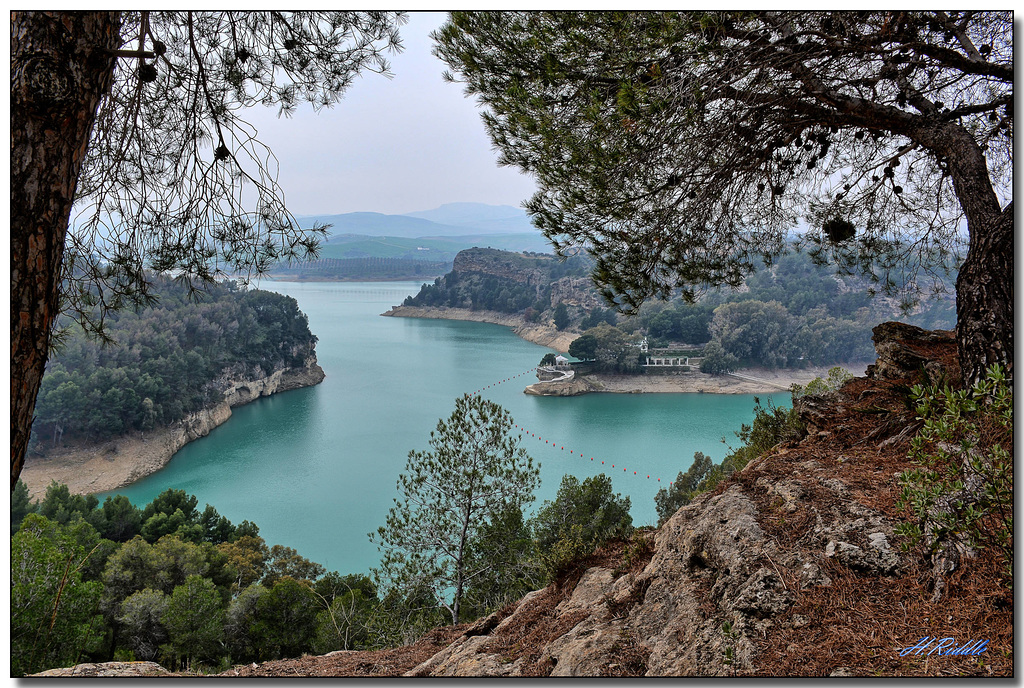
[102,281,784,576]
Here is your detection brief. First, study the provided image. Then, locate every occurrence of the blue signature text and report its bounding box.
[900,637,989,657]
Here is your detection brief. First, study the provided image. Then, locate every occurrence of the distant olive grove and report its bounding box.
[30,277,318,452]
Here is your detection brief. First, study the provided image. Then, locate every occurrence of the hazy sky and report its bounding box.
[243,11,538,217]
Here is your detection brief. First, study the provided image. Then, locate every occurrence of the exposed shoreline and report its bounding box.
[19,362,325,499]
[382,305,578,352]
[385,305,865,396]
[524,367,858,396]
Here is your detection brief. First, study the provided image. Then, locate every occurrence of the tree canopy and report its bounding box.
[30,277,318,450]
[433,11,1012,386]
[370,395,539,624]
[12,11,406,488]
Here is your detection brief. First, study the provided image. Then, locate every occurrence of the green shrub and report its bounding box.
[895,365,1013,583]
[531,474,632,577]
[654,452,713,525]
[793,366,853,397]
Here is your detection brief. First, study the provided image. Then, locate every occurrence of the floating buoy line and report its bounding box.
[468,368,673,488]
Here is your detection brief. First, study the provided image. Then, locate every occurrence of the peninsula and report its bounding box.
[383,247,931,395]
[18,278,326,498]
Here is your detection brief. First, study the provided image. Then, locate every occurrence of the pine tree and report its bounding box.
[371,395,539,624]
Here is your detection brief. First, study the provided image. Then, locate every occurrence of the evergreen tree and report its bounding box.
[11,479,37,535]
[12,10,407,489]
[531,474,633,552]
[117,588,169,661]
[434,11,1012,388]
[553,302,571,330]
[11,515,105,676]
[371,395,539,624]
[101,495,142,542]
[163,575,224,670]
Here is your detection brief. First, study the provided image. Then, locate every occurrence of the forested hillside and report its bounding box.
[403,248,597,318]
[401,247,956,370]
[634,250,955,369]
[11,464,635,675]
[30,277,318,451]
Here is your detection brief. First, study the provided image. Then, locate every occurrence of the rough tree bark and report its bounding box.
[955,201,1014,387]
[11,11,121,489]
[931,124,1014,388]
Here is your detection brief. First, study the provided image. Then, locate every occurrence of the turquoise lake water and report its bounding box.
[101,281,783,575]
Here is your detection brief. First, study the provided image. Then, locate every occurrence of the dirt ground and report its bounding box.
[586,364,860,394]
[20,428,190,499]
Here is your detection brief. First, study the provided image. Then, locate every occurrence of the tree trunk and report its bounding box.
[955,201,1014,387]
[11,11,121,489]
[921,120,1014,389]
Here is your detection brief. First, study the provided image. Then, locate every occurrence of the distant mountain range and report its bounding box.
[295,202,539,239]
[275,203,553,279]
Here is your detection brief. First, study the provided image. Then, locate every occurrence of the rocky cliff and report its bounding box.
[452,247,547,287]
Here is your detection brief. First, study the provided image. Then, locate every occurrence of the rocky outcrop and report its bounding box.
[402,483,810,676]
[31,662,172,677]
[866,321,958,384]
[524,375,600,396]
[221,356,326,406]
[452,247,546,287]
[548,275,603,311]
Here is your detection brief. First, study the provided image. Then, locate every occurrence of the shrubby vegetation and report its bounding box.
[532,474,633,576]
[654,395,805,526]
[372,396,635,626]
[12,398,637,675]
[30,276,318,451]
[635,250,955,369]
[895,365,1013,583]
[568,324,644,373]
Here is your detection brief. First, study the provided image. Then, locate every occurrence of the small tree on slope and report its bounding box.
[370,395,539,625]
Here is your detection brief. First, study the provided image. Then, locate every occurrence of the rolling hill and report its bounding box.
[295,203,540,239]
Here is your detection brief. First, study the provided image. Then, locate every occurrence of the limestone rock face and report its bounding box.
[31,661,171,677]
[452,247,545,286]
[403,485,800,677]
[221,356,326,406]
[866,321,956,383]
[548,276,603,311]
